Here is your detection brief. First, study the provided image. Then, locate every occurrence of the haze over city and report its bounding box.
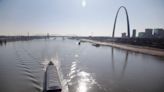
[1,1,164,92]
[0,0,164,36]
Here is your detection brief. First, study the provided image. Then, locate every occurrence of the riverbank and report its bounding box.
[81,39,164,57]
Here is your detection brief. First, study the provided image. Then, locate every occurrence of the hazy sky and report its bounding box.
[0,0,164,36]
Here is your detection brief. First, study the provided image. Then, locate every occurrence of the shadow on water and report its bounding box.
[111,47,129,79]
[0,40,7,47]
[111,47,115,74]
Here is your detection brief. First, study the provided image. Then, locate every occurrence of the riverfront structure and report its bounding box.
[132,29,136,38]
[138,28,164,38]
[112,6,130,38]
[154,28,164,38]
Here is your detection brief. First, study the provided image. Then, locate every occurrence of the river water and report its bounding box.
[0,38,164,92]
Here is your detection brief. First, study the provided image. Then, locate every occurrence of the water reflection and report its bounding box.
[0,41,2,46]
[111,47,129,79]
[111,47,115,74]
[77,71,90,92]
[121,51,129,78]
[68,62,97,92]
[1,39,164,92]
[0,40,7,46]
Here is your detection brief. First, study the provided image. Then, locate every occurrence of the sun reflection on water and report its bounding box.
[68,62,98,92]
[78,82,87,92]
[77,71,90,92]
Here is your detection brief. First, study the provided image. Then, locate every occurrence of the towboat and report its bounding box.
[44,61,62,92]
[92,43,100,47]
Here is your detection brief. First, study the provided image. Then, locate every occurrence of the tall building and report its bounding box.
[47,33,50,39]
[154,28,164,38]
[138,32,145,38]
[145,29,153,38]
[132,29,136,38]
[122,32,126,38]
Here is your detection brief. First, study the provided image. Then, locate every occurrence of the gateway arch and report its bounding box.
[112,6,130,38]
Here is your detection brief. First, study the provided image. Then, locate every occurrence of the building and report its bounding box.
[132,29,136,38]
[144,29,153,38]
[47,33,49,37]
[138,32,145,38]
[122,32,126,38]
[154,28,164,38]
[138,29,153,38]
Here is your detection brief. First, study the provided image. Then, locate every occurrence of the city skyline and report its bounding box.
[0,0,164,36]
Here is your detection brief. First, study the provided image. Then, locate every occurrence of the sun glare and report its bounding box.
[82,0,86,8]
